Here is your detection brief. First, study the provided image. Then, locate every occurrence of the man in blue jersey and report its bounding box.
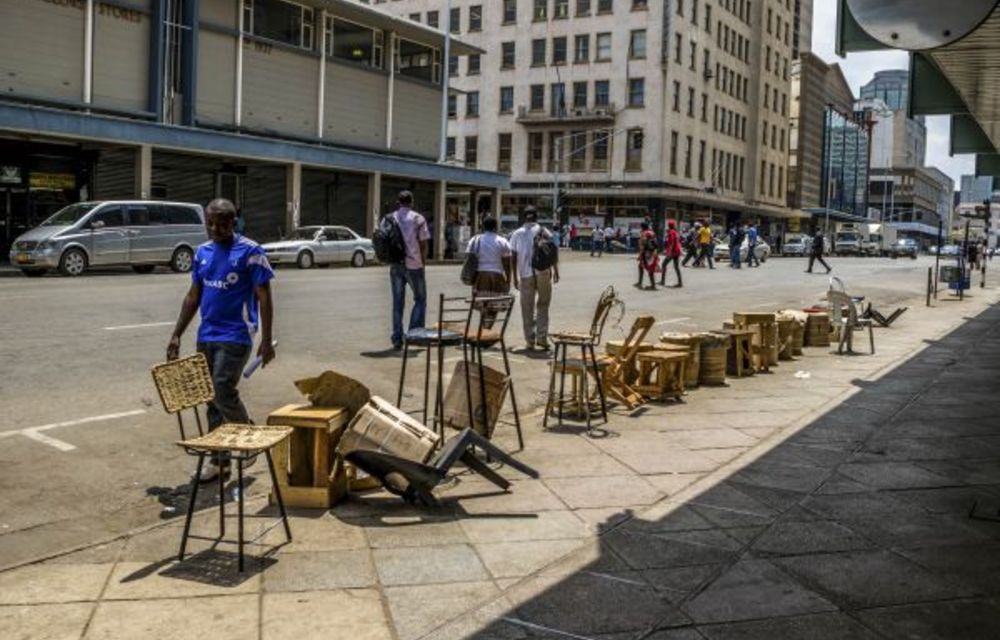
[166,198,275,481]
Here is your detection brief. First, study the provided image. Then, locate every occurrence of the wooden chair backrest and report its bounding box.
[588,286,619,342]
[614,316,655,364]
[151,353,215,414]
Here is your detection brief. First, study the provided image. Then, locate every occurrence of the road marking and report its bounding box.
[746,301,782,309]
[500,618,596,640]
[655,316,692,326]
[0,409,147,451]
[104,321,174,331]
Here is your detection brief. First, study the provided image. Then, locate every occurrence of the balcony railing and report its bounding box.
[516,104,618,124]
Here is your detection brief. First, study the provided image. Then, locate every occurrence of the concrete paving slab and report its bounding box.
[85,594,259,639]
[898,543,1000,595]
[544,475,663,510]
[697,612,882,640]
[681,559,837,624]
[475,539,586,579]
[261,549,376,592]
[103,560,262,599]
[855,598,1000,640]
[0,563,112,605]
[360,515,469,548]
[373,543,489,586]
[261,589,393,640]
[0,602,93,640]
[605,528,742,571]
[383,580,501,640]
[458,510,590,543]
[836,461,958,490]
[734,520,875,556]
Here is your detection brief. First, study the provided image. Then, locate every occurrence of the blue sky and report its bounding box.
[811,1,973,190]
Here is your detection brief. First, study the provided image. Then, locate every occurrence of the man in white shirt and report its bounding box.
[510,207,560,350]
[388,191,430,349]
[466,216,512,296]
[591,226,605,258]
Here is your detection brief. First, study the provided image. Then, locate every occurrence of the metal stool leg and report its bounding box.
[179,453,205,561]
[589,343,608,423]
[423,344,432,426]
[543,343,558,429]
[476,344,488,436]
[580,345,592,431]
[218,452,226,538]
[265,450,292,542]
[397,340,410,406]
[500,339,524,450]
[434,340,446,436]
[462,340,474,441]
[237,459,245,572]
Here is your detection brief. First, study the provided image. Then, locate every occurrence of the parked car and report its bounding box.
[714,238,771,263]
[782,234,811,256]
[939,244,961,257]
[262,226,375,269]
[888,238,919,259]
[8,201,206,277]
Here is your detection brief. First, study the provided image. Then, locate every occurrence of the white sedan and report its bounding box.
[262,226,375,269]
[714,238,771,262]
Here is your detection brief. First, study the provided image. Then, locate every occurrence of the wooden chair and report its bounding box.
[545,287,620,430]
[733,312,777,372]
[602,316,656,409]
[828,290,875,355]
[151,354,292,572]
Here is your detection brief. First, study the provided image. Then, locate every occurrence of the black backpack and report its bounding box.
[644,234,659,254]
[373,215,406,264]
[531,229,559,271]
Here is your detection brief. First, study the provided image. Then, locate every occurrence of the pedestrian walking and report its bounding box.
[569,224,578,250]
[659,219,683,288]
[697,222,715,269]
[591,226,605,257]
[681,222,700,267]
[745,222,761,267]
[806,228,831,274]
[511,207,559,351]
[381,190,430,350]
[728,224,743,269]
[636,221,659,290]
[467,215,512,297]
[166,198,275,483]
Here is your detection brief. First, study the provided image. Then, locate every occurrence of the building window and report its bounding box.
[689,40,697,70]
[466,91,480,117]
[597,0,612,13]
[467,53,481,75]
[396,38,440,83]
[577,0,591,16]
[700,93,708,122]
[594,80,610,107]
[574,34,590,62]
[554,0,570,19]
[626,128,643,171]
[569,130,586,171]
[501,42,515,69]
[552,36,567,65]
[629,29,646,59]
[670,131,678,174]
[596,33,612,61]
[532,39,546,66]
[548,131,564,172]
[530,84,545,111]
[550,83,566,116]
[573,81,588,108]
[469,5,482,31]
[446,136,456,159]
[498,133,512,172]
[409,13,420,22]
[246,0,314,50]
[503,0,517,24]
[674,33,682,63]
[672,80,681,111]
[704,5,711,31]
[632,0,648,9]
[449,55,458,76]
[499,86,514,113]
[590,130,609,170]
[684,135,692,178]
[528,132,544,172]
[534,0,547,21]
[426,10,438,27]
[447,94,457,118]
[628,78,645,107]
[327,18,382,68]
[687,87,695,117]
[465,136,478,168]
[698,140,706,181]
[449,7,460,33]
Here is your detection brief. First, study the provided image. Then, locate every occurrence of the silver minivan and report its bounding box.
[8,201,207,277]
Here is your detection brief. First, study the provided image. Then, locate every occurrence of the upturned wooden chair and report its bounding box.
[827,290,875,355]
[151,354,292,572]
[601,315,655,410]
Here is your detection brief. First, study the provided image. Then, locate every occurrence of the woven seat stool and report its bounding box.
[152,354,293,572]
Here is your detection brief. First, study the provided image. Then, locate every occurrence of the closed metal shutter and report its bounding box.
[151,152,218,206]
[244,165,286,242]
[94,149,136,200]
[301,170,368,233]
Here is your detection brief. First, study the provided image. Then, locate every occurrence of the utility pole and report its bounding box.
[438,0,452,163]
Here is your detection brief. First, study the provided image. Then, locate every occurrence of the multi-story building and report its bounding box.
[956,175,997,245]
[379,0,804,241]
[0,0,504,258]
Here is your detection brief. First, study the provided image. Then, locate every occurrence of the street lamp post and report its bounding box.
[438,0,452,163]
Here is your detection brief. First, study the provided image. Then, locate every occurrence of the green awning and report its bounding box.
[976,154,1000,180]
[909,53,969,118]
[834,0,887,56]
[951,115,996,155]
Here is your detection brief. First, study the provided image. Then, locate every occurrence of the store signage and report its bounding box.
[40,0,143,24]
[0,166,23,185]
[29,173,76,190]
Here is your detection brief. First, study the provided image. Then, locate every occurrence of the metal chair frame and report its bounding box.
[151,354,291,572]
[828,290,876,355]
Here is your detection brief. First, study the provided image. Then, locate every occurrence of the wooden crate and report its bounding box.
[267,403,350,509]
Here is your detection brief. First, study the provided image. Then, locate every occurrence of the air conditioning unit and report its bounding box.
[573,108,585,116]
[594,108,607,116]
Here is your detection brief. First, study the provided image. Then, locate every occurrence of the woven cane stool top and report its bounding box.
[178,424,292,454]
[151,354,215,414]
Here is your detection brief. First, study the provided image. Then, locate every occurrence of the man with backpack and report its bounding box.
[510,207,559,351]
[636,221,659,290]
[374,191,430,350]
[745,222,761,268]
[728,223,744,269]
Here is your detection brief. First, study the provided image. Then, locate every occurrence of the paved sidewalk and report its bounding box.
[3,289,1000,639]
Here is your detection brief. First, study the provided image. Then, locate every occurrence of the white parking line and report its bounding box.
[0,410,147,451]
[655,316,693,326]
[104,322,174,331]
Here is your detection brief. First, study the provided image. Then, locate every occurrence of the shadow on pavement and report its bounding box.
[449,302,1000,639]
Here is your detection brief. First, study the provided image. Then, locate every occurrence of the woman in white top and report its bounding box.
[467,216,513,297]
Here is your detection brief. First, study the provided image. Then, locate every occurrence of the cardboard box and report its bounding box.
[337,396,440,463]
[442,361,510,438]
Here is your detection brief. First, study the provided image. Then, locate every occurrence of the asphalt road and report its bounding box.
[0,252,944,567]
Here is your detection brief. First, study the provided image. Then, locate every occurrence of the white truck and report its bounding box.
[833,224,863,256]
[861,223,897,256]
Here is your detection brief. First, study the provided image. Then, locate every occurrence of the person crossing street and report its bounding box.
[745,222,761,268]
[659,220,683,288]
[806,228,832,274]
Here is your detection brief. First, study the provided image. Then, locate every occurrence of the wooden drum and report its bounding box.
[659,333,702,388]
[775,315,797,361]
[697,332,729,386]
[805,311,831,347]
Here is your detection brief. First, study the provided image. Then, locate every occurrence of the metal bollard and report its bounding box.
[926,267,932,307]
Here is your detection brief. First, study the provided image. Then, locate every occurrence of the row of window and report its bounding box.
[761,119,786,152]
[760,160,786,199]
[446,78,635,118]
[676,0,716,34]
[715,105,747,141]
[764,44,791,82]
[402,0,645,33]
[716,0,753,26]
[762,82,788,117]
[524,30,645,67]
[716,63,749,102]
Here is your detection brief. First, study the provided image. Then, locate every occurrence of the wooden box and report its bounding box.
[267,403,350,509]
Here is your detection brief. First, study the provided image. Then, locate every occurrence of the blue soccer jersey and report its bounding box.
[192,235,274,345]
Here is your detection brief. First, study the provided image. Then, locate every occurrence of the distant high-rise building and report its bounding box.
[960,175,994,204]
[792,0,813,59]
[860,69,911,112]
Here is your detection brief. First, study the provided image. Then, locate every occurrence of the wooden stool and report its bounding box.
[659,333,702,389]
[635,350,688,401]
[606,340,656,385]
[719,328,755,377]
[775,316,797,361]
[268,404,350,509]
[733,312,777,372]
